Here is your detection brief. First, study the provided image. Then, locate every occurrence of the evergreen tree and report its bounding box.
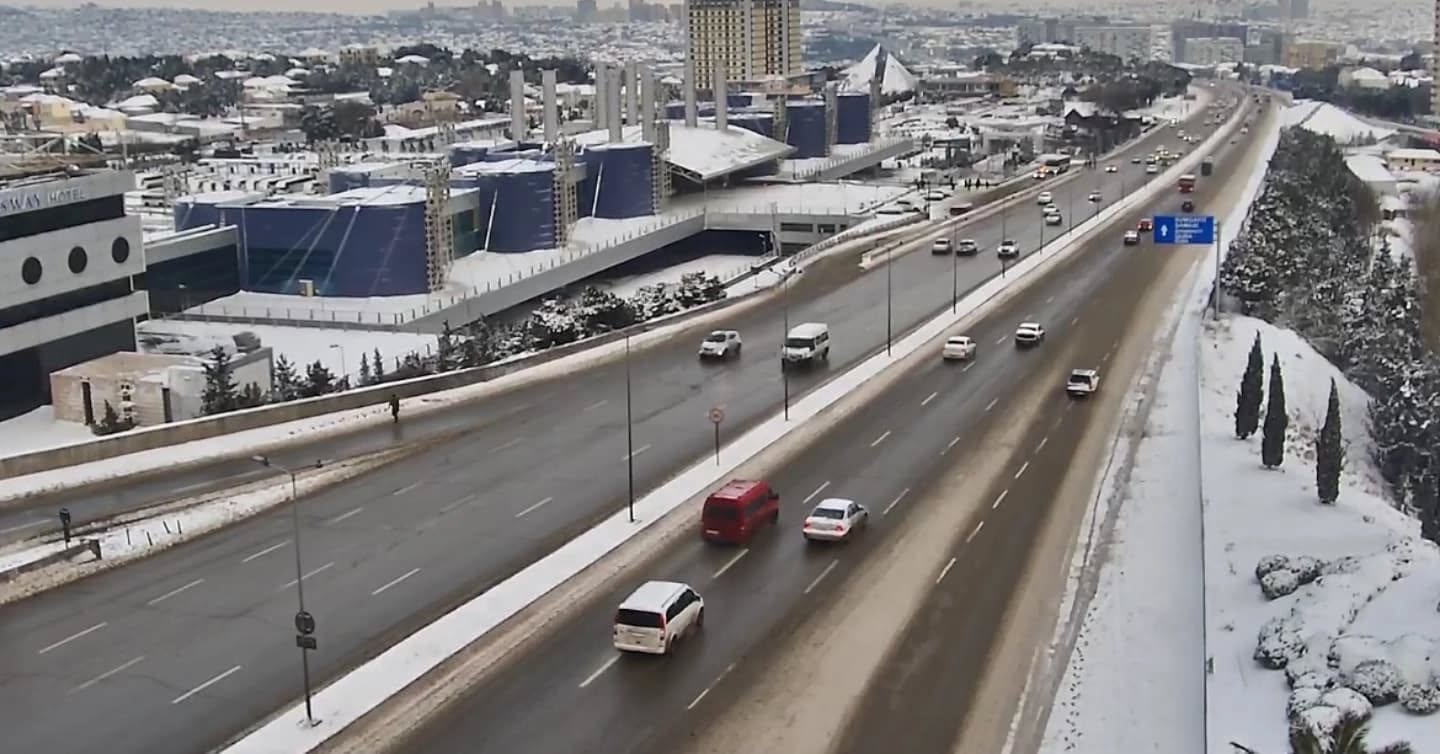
[1415,469,1439,546]
[1288,709,1413,754]
[461,318,494,368]
[1261,355,1288,469]
[92,400,131,436]
[237,382,265,409]
[437,320,457,371]
[1235,332,1265,439]
[272,354,301,401]
[371,347,385,383]
[358,351,372,386]
[302,360,336,397]
[201,345,238,415]
[1316,379,1344,504]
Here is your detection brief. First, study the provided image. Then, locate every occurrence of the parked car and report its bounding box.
[802,498,869,542]
[1015,322,1046,347]
[942,335,976,361]
[698,330,742,360]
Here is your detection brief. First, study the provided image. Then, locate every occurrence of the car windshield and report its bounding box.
[1069,373,1090,383]
[948,337,967,345]
[705,333,727,343]
[1003,239,1016,246]
[615,609,664,629]
[811,507,845,519]
[784,337,815,349]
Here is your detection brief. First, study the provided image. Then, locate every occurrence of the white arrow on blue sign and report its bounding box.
[1152,214,1215,245]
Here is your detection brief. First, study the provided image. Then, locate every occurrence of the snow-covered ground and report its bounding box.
[0,406,93,459]
[1285,100,1396,145]
[597,254,761,299]
[136,319,437,382]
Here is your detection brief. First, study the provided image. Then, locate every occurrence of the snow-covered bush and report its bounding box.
[1321,555,1361,576]
[631,284,679,321]
[672,271,725,308]
[1346,659,1403,705]
[1287,687,1324,719]
[1289,555,1323,584]
[1285,636,1336,688]
[1256,616,1306,669]
[1319,687,1372,720]
[1292,705,1342,748]
[1261,568,1301,600]
[1256,554,1291,581]
[1398,682,1440,714]
[572,286,635,335]
[523,298,582,350]
[1291,669,1339,692]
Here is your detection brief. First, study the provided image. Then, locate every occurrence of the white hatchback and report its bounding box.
[802,498,869,542]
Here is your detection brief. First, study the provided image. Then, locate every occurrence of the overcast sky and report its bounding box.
[15,0,646,12]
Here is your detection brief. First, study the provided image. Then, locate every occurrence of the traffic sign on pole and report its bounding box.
[1152,214,1216,245]
[709,407,725,424]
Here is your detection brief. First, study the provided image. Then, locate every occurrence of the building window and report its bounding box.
[21,256,42,284]
[68,246,88,274]
[112,237,131,264]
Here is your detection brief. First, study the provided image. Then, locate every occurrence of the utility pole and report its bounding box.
[625,333,636,523]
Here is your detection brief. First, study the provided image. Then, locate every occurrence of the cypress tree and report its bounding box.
[1416,470,1439,546]
[1316,379,1343,504]
[358,352,372,386]
[1235,332,1265,439]
[372,347,385,382]
[1261,355,1288,469]
[201,345,238,415]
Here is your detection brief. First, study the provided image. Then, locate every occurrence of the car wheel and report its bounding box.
[696,608,705,630]
[771,509,780,525]
[735,343,742,355]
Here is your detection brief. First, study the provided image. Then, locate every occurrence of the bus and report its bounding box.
[1178,174,1196,193]
[1039,153,1071,174]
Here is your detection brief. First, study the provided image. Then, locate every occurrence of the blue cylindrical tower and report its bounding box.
[448,142,492,168]
[460,160,557,253]
[588,143,654,219]
[729,113,774,139]
[785,101,828,158]
[836,93,871,144]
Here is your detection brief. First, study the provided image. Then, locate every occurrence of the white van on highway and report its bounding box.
[782,322,830,368]
[613,580,704,655]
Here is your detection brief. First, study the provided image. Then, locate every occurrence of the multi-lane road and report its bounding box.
[0,88,1231,754]
[397,90,1259,753]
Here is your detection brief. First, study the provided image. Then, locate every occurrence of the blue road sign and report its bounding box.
[1152,214,1215,245]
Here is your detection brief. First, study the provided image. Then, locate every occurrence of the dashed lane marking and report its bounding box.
[803,481,831,505]
[985,397,999,413]
[713,549,748,579]
[280,562,334,591]
[241,540,289,564]
[392,481,423,497]
[942,436,961,455]
[146,578,205,607]
[38,622,108,655]
[171,665,242,705]
[70,656,144,695]
[992,490,1009,509]
[1035,436,1049,453]
[515,497,554,518]
[371,567,422,596]
[883,488,910,516]
[326,507,364,525]
[579,656,620,689]
[1014,461,1030,480]
[870,430,892,448]
[936,556,957,584]
[804,559,840,595]
[921,391,939,407]
[967,521,985,542]
[622,445,652,462]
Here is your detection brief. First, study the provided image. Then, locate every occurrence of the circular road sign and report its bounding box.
[295,610,316,635]
[709,407,725,424]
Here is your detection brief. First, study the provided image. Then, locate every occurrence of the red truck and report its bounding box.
[1178,174,1196,193]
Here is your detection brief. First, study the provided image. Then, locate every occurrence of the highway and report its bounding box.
[0,92,1229,754]
[396,91,1255,753]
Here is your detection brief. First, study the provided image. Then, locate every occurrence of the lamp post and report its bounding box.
[781,267,791,421]
[250,454,322,728]
[885,243,893,355]
[951,234,959,313]
[328,343,346,383]
[624,333,635,523]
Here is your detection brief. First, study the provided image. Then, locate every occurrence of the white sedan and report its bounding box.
[1037,191,1053,205]
[997,239,1020,258]
[1105,164,1118,173]
[943,335,976,361]
[802,498,869,542]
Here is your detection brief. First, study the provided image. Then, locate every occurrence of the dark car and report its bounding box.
[1181,200,1195,213]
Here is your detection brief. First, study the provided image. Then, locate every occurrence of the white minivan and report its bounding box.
[782,322,830,367]
[613,580,705,655]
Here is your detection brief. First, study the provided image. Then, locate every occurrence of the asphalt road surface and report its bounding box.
[397,89,1257,754]
[0,90,1235,754]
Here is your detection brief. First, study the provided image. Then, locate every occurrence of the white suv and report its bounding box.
[1015,322,1046,347]
[698,330,742,360]
[997,239,1020,258]
[613,581,704,655]
[1067,368,1100,397]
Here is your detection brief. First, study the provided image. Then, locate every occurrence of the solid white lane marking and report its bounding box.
[392,482,422,497]
[713,549,749,579]
[146,578,205,607]
[994,335,1008,345]
[171,665,242,705]
[883,488,910,516]
[921,391,939,407]
[984,397,999,413]
[869,430,892,448]
[804,559,840,595]
[70,655,145,694]
[992,490,1009,509]
[622,444,652,462]
[327,507,364,525]
[585,400,609,412]
[802,481,831,505]
[1035,436,1049,453]
[967,521,985,542]
[943,436,961,455]
[493,437,523,452]
[241,540,289,564]
[371,567,422,596]
[38,622,108,655]
[281,562,334,591]
[515,497,554,518]
[579,655,620,688]
[962,362,975,372]
[1014,462,1030,480]
[687,663,736,710]
[0,519,47,535]
[936,557,958,584]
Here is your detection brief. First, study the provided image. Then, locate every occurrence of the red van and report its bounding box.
[701,479,779,544]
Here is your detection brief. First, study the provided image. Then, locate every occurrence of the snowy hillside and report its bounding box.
[1283,101,1395,145]
[1203,316,1439,754]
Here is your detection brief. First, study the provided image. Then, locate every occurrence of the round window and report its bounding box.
[111,237,131,264]
[68,246,88,274]
[21,256,42,285]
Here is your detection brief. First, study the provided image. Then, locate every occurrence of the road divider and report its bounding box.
[220,84,1249,754]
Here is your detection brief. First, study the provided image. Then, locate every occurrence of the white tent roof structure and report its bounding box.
[841,45,918,96]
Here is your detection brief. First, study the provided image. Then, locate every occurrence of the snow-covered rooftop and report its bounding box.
[572,122,793,182]
[1346,153,1396,185]
[1284,101,1395,144]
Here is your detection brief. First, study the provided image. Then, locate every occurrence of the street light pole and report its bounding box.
[625,333,635,523]
[328,343,346,383]
[782,269,790,421]
[951,238,959,313]
[885,244,893,355]
[250,454,320,727]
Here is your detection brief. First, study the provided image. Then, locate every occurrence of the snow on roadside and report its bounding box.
[0,450,393,605]
[1201,316,1438,754]
[598,254,762,299]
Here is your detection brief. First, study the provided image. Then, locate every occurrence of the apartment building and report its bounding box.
[1074,25,1153,62]
[1284,39,1345,69]
[1184,37,1246,65]
[686,0,801,85]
